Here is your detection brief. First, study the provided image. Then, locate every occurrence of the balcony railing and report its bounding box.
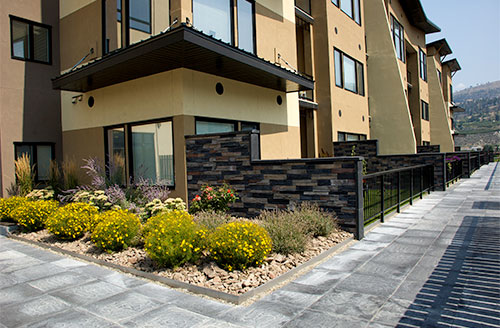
[363,164,434,225]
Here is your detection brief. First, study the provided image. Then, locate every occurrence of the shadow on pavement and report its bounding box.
[397,216,500,328]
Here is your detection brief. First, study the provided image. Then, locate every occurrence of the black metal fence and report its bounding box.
[363,164,434,225]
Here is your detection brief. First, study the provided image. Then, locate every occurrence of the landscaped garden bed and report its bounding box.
[0,155,353,302]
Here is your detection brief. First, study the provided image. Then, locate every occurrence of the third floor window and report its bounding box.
[391,15,405,62]
[419,48,427,81]
[334,48,365,96]
[117,0,151,34]
[193,0,256,54]
[331,0,361,25]
[10,15,51,64]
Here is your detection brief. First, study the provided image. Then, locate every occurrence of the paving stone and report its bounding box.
[363,232,399,243]
[356,260,414,280]
[26,309,121,328]
[11,262,67,283]
[191,319,247,328]
[28,271,96,292]
[371,298,414,326]
[123,306,211,328]
[131,282,188,304]
[335,273,402,298]
[51,258,87,268]
[50,280,126,306]
[350,240,391,251]
[0,250,27,261]
[381,241,429,255]
[309,290,386,320]
[69,263,116,278]
[291,269,350,290]
[370,226,408,236]
[0,283,44,306]
[170,293,232,318]
[0,272,19,290]
[216,301,303,328]
[102,271,147,289]
[0,294,70,327]
[284,310,369,328]
[0,256,44,273]
[260,282,324,308]
[84,291,164,322]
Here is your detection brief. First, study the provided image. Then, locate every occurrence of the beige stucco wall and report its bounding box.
[0,1,62,196]
[364,0,416,154]
[428,55,454,152]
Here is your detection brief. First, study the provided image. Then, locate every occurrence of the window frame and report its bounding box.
[334,48,365,96]
[337,132,367,141]
[195,117,259,135]
[13,142,55,182]
[419,48,427,82]
[104,117,176,188]
[236,0,257,54]
[391,15,405,63]
[117,0,152,34]
[421,100,429,121]
[9,15,52,65]
[331,0,361,26]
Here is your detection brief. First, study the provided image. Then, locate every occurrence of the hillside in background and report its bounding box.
[453,81,500,149]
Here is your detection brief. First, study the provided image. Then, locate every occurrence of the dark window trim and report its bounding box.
[13,142,55,182]
[104,117,176,188]
[337,131,367,141]
[391,14,405,63]
[117,0,152,34]
[236,0,257,54]
[9,15,52,65]
[334,47,365,96]
[331,0,361,26]
[419,47,427,82]
[421,100,429,121]
[195,117,238,135]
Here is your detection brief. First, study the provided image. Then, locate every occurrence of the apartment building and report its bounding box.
[53,0,313,199]
[295,0,369,157]
[0,1,62,196]
[426,39,461,152]
[364,0,440,154]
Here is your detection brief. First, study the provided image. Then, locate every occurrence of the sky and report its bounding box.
[420,0,500,91]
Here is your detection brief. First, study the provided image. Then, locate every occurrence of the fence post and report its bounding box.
[410,168,414,205]
[397,171,401,213]
[419,167,423,199]
[355,159,364,240]
[380,174,385,223]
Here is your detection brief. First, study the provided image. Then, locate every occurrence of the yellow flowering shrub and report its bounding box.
[91,210,142,252]
[209,221,272,271]
[46,202,98,240]
[143,210,207,268]
[11,200,58,232]
[0,197,28,221]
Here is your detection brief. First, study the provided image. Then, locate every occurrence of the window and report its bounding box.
[117,0,151,34]
[10,15,51,64]
[195,118,259,135]
[14,143,54,181]
[391,15,405,62]
[337,132,367,141]
[334,48,365,96]
[332,0,361,25]
[237,0,255,53]
[105,119,174,186]
[421,100,429,121]
[419,48,427,81]
[437,69,442,83]
[193,0,255,54]
[295,0,311,14]
[450,85,454,102]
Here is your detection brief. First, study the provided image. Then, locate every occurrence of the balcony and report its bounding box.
[52,25,314,93]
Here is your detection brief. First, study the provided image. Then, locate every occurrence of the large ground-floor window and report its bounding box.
[105,119,174,186]
[14,142,54,181]
[195,117,259,135]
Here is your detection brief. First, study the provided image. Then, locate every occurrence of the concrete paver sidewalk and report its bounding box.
[0,163,499,328]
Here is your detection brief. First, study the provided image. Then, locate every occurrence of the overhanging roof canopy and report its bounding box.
[451,105,465,112]
[52,25,314,93]
[427,39,452,56]
[443,59,461,72]
[401,0,441,34]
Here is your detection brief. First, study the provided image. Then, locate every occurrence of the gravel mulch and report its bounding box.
[15,229,353,295]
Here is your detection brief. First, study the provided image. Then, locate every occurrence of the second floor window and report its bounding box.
[10,15,51,64]
[419,48,427,81]
[334,48,365,96]
[193,0,255,54]
[421,100,429,121]
[117,0,151,34]
[391,15,405,62]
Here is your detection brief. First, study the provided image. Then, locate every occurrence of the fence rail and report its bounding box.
[446,159,463,185]
[363,164,434,225]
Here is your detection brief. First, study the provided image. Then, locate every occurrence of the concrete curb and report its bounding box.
[7,233,354,305]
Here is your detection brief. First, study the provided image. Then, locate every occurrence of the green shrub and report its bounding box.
[295,202,338,237]
[259,210,308,255]
[192,211,231,231]
[0,197,28,221]
[189,184,238,214]
[10,200,58,232]
[15,154,34,196]
[91,210,142,252]
[46,202,98,240]
[209,221,272,271]
[143,210,207,268]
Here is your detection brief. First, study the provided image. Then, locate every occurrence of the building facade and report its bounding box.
[0,1,62,196]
